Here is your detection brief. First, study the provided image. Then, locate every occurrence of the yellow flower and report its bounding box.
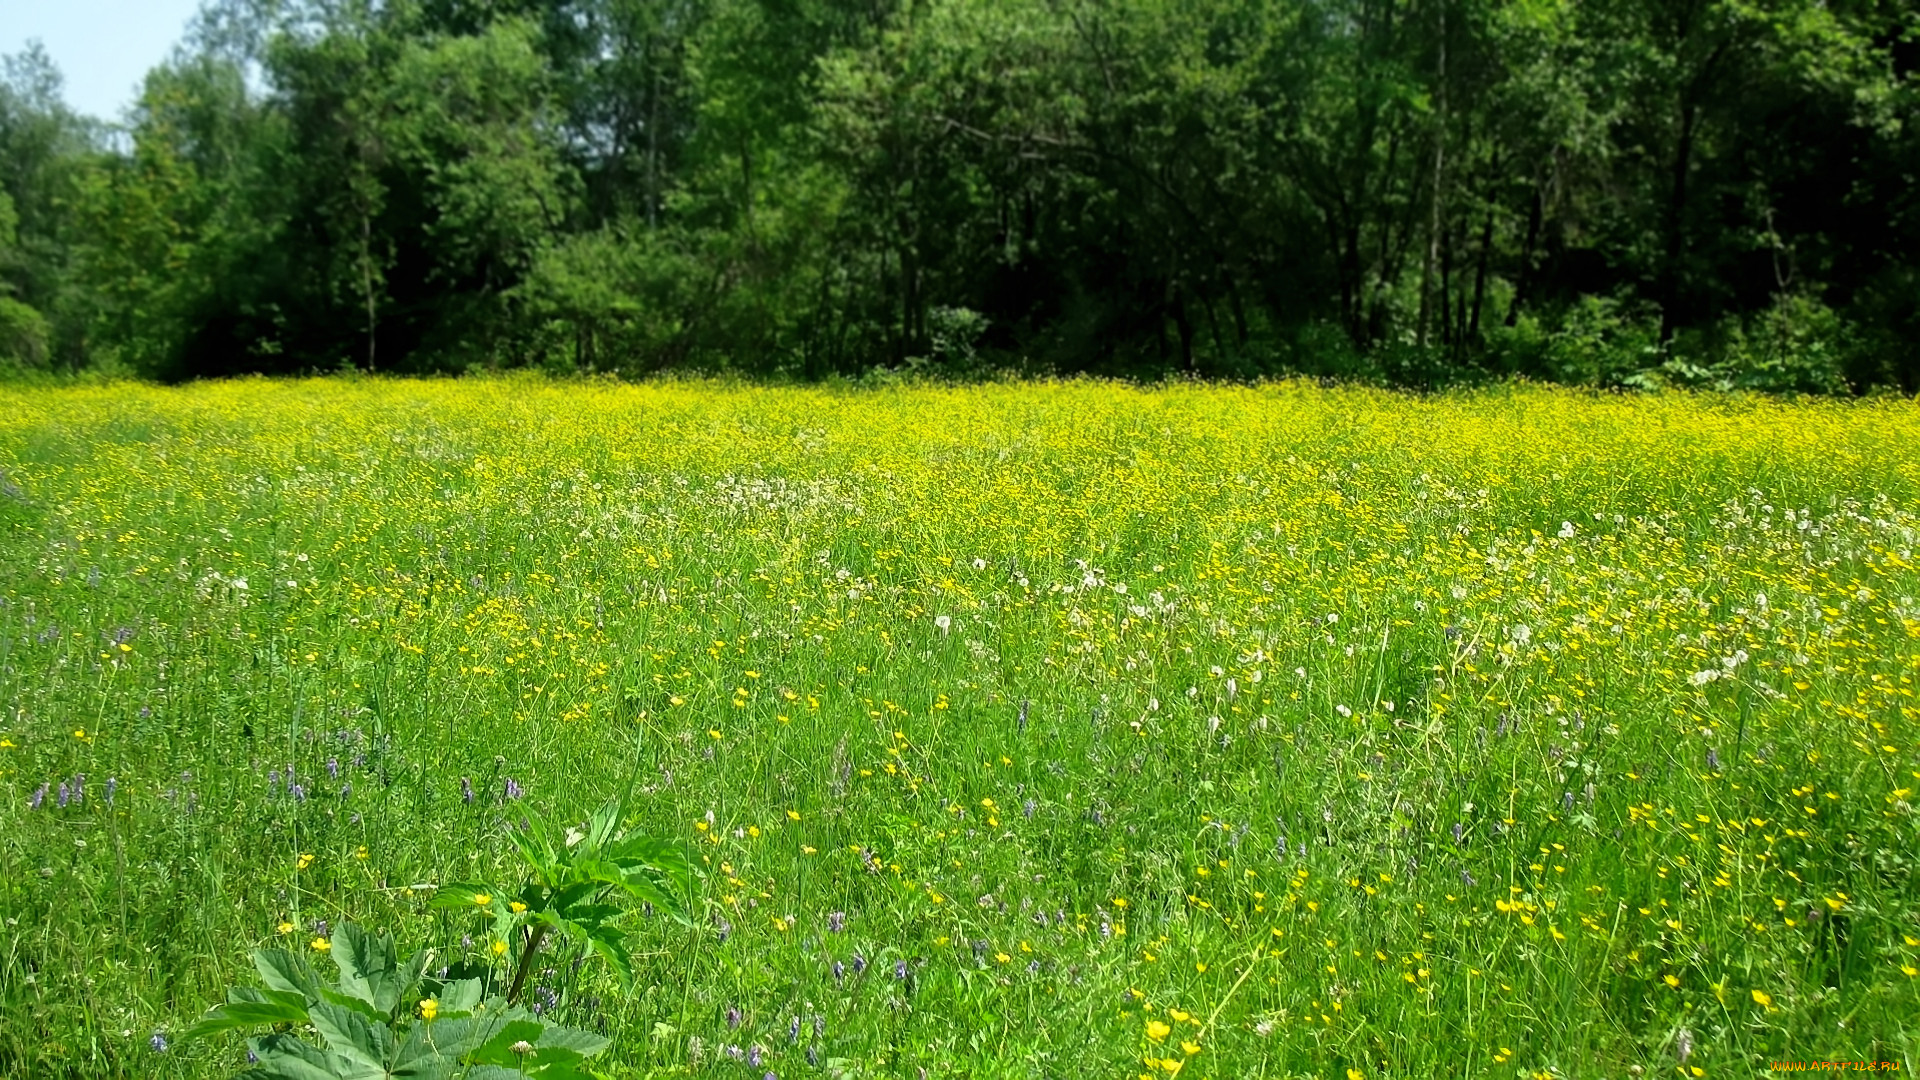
[1752,988,1773,1009]
[1146,1020,1172,1041]
[276,921,294,935]
[297,853,314,870]
[1663,974,1679,988]
[787,810,801,821]
[311,938,331,952]
[355,846,368,860]
[509,901,527,913]
[473,893,492,906]
[419,998,438,1021]
[492,940,509,956]
[1180,1041,1201,1055]
[73,729,86,740]
[1349,1070,1365,1080]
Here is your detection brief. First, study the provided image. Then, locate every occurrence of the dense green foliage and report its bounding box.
[1,0,1918,387]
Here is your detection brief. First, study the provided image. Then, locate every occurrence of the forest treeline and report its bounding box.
[1,0,1917,389]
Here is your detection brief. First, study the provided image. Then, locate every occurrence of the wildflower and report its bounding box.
[474,893,492,906]
[311,938,331,952]
[933,615,952,635]
[827,911,846,932]
[297,853,314,870]
[504,778,524,800]
[420,998,438,1021]
[149,1032,169,1053]
[1146,1020,1172,1041]
[104,777,115,807]
[1752,989,1773,1009]
[57,783,69,808]
[277,921,294,934]
[460,776,474,804]
[510,1040,533,1055]
[29,783,46,810]
[492,940,509,956]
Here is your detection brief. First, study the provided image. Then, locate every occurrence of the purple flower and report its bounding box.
[1706,748,1722,772]
[149,1032,168,1053]
[57,783,70,809]
[851,953,867,975]
[460,776,474,804]
[788,1015,800,1041]
[765,1073,778,1080]
[726,1006,742,1029]
[831,960,845,984]
[504,777,524,800]
[105,777,116,807]
[339,783,351,799]
[72,774,85,804]
[290,783,307,803]
[30,783,47,810]
[268,770,280,793]
[893,959,908,981]
[826,911,845,933]
[312,919,330,938]
[1451,823,1464,844]
[748,1045,763,1068]
[327,758,340,779]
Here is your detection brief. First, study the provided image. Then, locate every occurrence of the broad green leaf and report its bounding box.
[242,1033,362,1080]
[182,999,311,1041]
[331,923,401,1012]
[432,977,484,1015]
[583,796,621,853]
[309,1000,396,1071]
[410,1015,490,1060]
[253,949,323,1002]
[582,923,634,987]
[464,1019,546,1066]
[387,1019,458,1080]
[533,1024,609,1058]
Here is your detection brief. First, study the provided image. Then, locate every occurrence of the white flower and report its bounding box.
[1335,704,1352,718]
[1558,521,1576,538]
[1509,624,1532,645]
[1690,669,1720,686]
[971,558,986,570]
[933,615,952,636]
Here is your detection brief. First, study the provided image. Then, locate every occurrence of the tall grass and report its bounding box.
[1,375,1916,1078]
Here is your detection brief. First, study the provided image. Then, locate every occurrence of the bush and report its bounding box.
[0,295,49,372]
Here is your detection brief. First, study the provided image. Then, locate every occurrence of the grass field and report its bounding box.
[1,376,1917,1079]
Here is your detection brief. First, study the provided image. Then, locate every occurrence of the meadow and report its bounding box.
[0,375,1916,1079]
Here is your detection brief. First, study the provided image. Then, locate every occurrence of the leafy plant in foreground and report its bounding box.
[184,794,692,1077]
[433,792,695,1003]
[184,922,609,1079]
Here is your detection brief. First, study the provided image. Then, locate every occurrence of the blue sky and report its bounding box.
[3,0,205,119]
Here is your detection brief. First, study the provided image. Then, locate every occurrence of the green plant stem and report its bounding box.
[506,921,550,1006]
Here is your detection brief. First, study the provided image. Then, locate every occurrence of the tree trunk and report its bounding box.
[1504,178,1544,327]
[1657,99,1699,344]
[1467,203,1494,343]
[1417,0,1447,349]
